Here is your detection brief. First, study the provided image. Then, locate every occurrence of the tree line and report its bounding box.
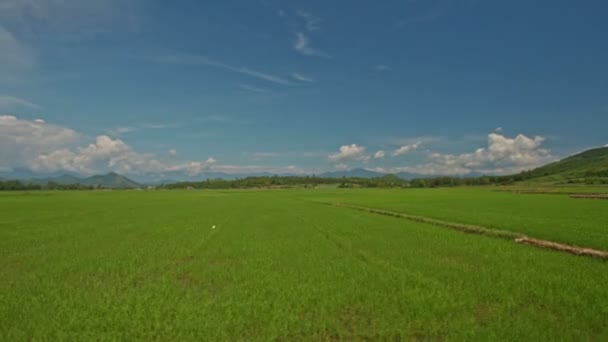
[160,173,529,189]
[0,180,96,191]
[3,171,605,191]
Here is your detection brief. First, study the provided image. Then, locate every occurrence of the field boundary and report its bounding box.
[569,194,608,200]
[329,203,608,260]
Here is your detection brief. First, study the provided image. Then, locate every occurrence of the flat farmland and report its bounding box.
[303,187,608,250]
[1,189,607,340]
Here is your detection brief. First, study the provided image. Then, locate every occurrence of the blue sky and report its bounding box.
[1,0,607,179]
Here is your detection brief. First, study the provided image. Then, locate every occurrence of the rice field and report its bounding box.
[1,189,607,340]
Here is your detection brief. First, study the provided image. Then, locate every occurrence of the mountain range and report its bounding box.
[2,147,607,188]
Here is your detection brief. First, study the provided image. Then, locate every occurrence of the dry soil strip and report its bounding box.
[331,203,608,260]
[569,194,608,200]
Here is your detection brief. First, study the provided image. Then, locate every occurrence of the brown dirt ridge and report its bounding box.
[330,203,608,260]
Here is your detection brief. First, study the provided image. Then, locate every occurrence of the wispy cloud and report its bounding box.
[292,73,314,82]
[294,32,330,58]
[108,126,135,136]
[248,151,324,161]
[251,152,283,160]
[0,26,36,83]
[141,123,176,129]
[0,0,142,42]
[296,10,322,32]
[153,53,290,85]
[0,95,41,110]
[107,122,178,136]
[236,83,267,93]
[385,136,442,147]
[374,65,391,72]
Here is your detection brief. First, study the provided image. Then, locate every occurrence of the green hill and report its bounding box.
[520,147,608,184]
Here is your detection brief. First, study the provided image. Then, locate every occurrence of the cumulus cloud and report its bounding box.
[31,135,168,175]
[328,144,370,163]
[1,116,323,177]
[392,133,554,175]
[0,115,79,170]
[374,150,385,159]
[392,142,420,156]
[0,116,218,176]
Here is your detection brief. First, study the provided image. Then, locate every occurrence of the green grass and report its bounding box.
[1,189,608,340]
[302,187,608,250]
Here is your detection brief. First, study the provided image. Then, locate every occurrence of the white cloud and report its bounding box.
[1,116,325,177]
[374,150,385,159]
[0,115,79,171]
[206,163,311,175]
[236,83,267,93]
[294,32,330,58]
[392,142,421,156]
[1,115,212,176]
[251,152,282,160]
[108,126,135,136]
[31,135,168,175]
[106,122,179,136]
[0,95,41,110]
[334,163,349,171]
[296,10,322,32]
[385,136,441,147]
[292,73,314,82]
[154,54,290,85]
[391,133,555,175]
[328,144,370,163]
[375,65,391,72]
[495,127,503,132]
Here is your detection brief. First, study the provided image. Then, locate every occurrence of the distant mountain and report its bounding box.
[29,174,82,185]
[519,146,608,183]
[81,172,141,188]
[395,172,425,180]
[5,172,141,188]
[319,168,384,179]
[0,168,80,180]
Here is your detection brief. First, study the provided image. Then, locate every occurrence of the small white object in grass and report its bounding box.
[212,225,216,229]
